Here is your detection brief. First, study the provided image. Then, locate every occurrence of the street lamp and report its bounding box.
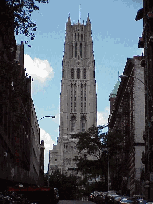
[39,115,55,121]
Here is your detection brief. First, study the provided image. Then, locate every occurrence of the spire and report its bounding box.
[87,13,90,24]
[68,13,71,23]
[79,4,81,23]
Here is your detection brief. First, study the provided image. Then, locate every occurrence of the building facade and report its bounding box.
[136,0,153,199]
[0,2,44,189]
[49,14,97,175]
[108,56,145,196]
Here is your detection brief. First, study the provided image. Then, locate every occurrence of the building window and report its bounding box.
[77,68,80,79]
[80,43,82,58]
[83,68,86,79]
[75,43,77,58]
[81,117,86,132]
[93,71,95,78]
[81,34,83,41]
[81,102,83,112]
[71,68,74,79]
[62,69,64,78]
[78,33,79,41]
[74,102,76,112]
[84,102,86,112]
[75,33,76,41]
[71,116,76,132]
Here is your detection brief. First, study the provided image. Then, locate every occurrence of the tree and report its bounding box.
[48,170,79,200]
[1,0,48,41]
[72,125,125,191]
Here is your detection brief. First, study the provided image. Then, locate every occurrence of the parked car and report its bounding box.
[88,192,95,202]
[120,197,135,204]
[94,192,103,204]
[136,200,147,204]
[114,196,123,204]
[146,200,153,204]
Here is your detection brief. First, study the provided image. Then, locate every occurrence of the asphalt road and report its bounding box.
[58,201,96,204]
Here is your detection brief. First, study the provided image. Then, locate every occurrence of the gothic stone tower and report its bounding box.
[49,14,97,175]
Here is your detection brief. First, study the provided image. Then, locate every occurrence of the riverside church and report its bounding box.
[49,14,97,175]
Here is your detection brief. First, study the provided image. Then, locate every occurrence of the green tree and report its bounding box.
[49,170,79,200]
[1,0,48,41]
[72,125,124,191]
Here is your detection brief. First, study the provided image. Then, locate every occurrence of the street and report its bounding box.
[58,201,96,204]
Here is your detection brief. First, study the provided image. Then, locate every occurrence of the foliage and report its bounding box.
[2,0,48,41]
[71,125,125,190]
[48,170,79,200]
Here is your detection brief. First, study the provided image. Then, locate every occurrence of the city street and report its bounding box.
[58,201,96,204]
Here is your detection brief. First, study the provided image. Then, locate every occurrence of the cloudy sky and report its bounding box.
[16,0,143,173]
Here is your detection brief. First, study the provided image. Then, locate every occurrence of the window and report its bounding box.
[71,68,74,79]
[81,34,83,41]
[75,43,77,58]
[78,33,79,41]
[80,43,82,58]
[84,102,86,112]
[93,71,95,78]
[81,117,86,132]
[77,68,80,79]
[81,102,83,112]
[74,102,76,112]
[62,69,64,78]
[75,33,76,41]
[83,68,86,79]
[71,116,76,132]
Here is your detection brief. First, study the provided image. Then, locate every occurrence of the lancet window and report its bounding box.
[83,68,86,79]
[80,43,82,58]
[71,116,76,132]
[75,43,77,58]
[71,68,74,79]
[77,68,80,79]
[81,116,86,132]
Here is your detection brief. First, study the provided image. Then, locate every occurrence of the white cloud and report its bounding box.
[40,128,55,153]
[40,128,55,172]
[24,54,54,83]
[97,107,110,126]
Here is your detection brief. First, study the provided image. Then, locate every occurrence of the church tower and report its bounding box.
[49,14,97,175]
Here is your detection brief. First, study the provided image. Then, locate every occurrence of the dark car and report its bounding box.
[146,200,153,204]
[94,192,103,204]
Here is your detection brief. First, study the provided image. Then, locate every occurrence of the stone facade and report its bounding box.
[49,14,97,175]
[109,56,145,196]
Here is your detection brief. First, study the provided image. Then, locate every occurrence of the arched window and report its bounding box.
[71,116,76,132]
[83,68,86,79]
[81,116,86,132]
[81,34,83,41]
[77,68,80,79]
[75,43,77,58]
[71,68,74,79]
[80,43,82,58]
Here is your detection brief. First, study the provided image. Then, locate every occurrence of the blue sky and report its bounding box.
[16,0,143,173]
